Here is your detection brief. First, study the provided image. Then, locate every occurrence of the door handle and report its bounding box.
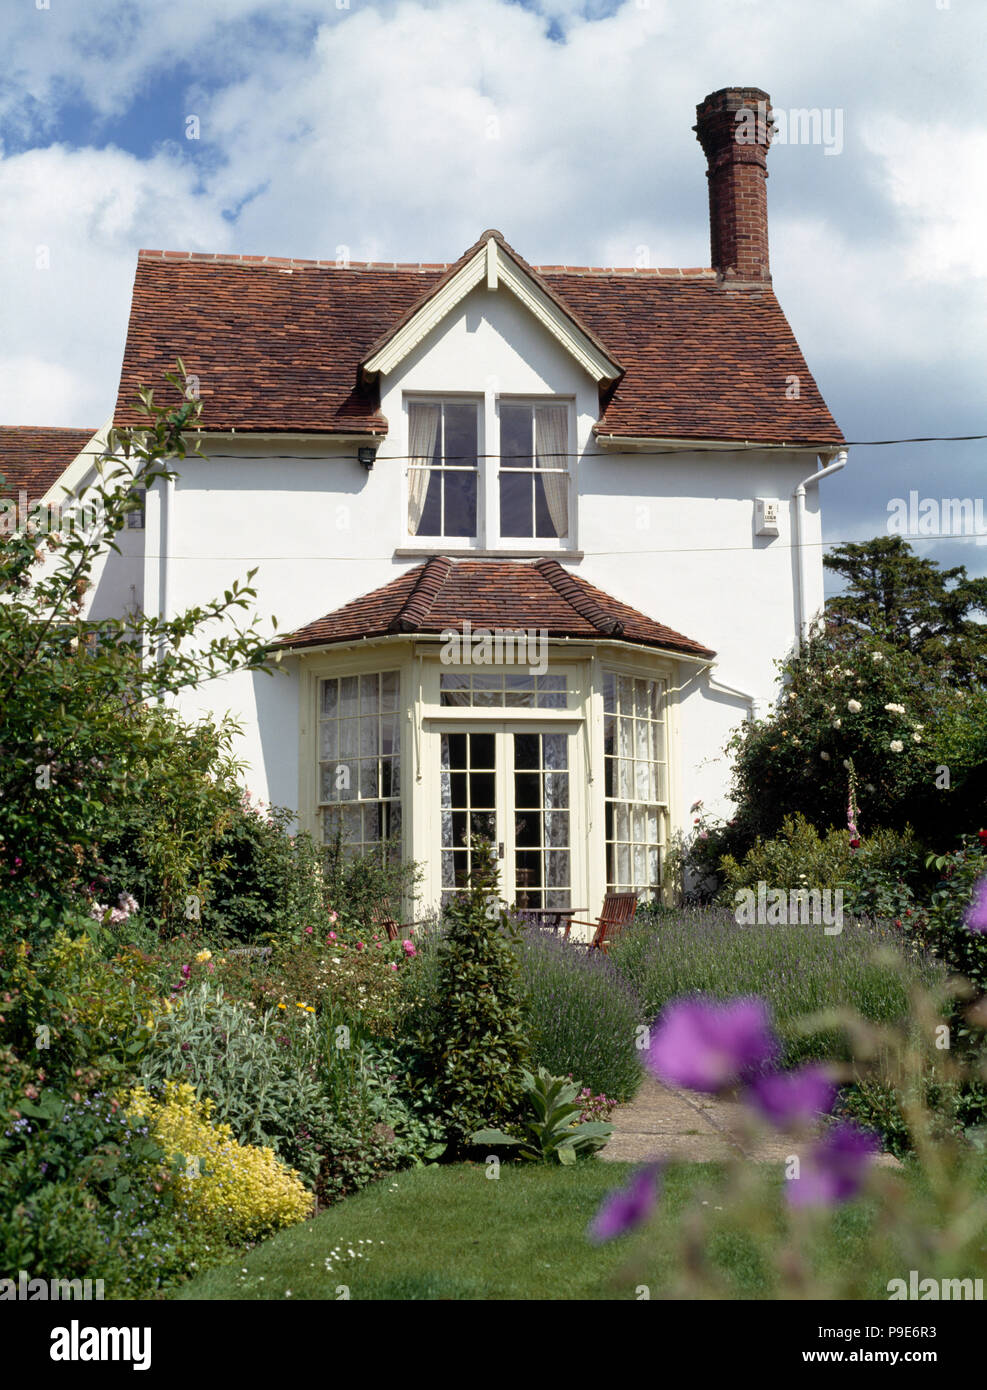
[498,841,504,860]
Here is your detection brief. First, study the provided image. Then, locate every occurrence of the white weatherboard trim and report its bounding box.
[364,253,487,376]
[39,420,113,507]
[364,240,622,385]
[494,252,620,383]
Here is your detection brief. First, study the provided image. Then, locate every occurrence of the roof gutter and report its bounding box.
[275,631,716,666]
[594,433,840,454]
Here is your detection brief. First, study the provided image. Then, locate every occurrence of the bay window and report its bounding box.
[603,672,668,897]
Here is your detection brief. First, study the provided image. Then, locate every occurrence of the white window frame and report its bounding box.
[490,395,574,550]
[402,390,576,554]
[404,394,483,548]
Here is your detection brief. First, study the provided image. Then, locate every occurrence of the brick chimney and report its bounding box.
[694,87,774,281]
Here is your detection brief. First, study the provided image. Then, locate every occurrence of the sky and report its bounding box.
[1,0,985,586]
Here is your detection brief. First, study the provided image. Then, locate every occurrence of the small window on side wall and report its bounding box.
[126,488,146,530]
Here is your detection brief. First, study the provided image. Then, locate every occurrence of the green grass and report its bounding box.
[174,1160,930,1302]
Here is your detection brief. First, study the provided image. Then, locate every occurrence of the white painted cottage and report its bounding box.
[2,88,844,924]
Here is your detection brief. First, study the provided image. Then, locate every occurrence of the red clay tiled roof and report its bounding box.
[113,239,842,446]
[0,427,98,501]
[277,557,716,658]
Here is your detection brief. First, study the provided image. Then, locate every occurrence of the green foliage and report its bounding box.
[320,825,420,934]
[473,1066,613,1164]
[201,798,327,942]
[824,536,987,688]
[718,814,923,921]
[0,929,164,1093]
[517,927,642,1101]
[0,365,271,920]
[137,982,328,1158]
[415,838,530,1150]
[908,835,987,989]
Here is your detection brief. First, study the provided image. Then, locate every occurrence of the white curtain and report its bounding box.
[408,403,440,535]
[534,404,569,538]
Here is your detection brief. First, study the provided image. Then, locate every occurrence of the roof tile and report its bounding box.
[278,557,715,658]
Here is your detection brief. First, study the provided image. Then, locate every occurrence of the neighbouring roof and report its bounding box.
[276,556,716,659]
[114,231,843,446]
[0,427,98,501]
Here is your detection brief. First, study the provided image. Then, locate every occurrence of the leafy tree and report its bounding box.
[824,537,987,687]
[0,365,272,923]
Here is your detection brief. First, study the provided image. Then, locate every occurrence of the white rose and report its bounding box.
[820,751,831,761]
[884,703,905,714]
[848,699,862,713]
[833,719,842,729]
[871,652,884,663]
[912,733,922,743]
[890,739,904,752]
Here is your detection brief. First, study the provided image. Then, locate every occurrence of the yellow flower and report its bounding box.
[277,1002,287,1010]
[195,949,213,964]
[304,1006,315,1013]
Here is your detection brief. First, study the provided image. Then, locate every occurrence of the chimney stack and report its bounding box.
[694,87,774,281]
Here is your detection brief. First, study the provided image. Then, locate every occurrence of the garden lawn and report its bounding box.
[176,1160,924,1302]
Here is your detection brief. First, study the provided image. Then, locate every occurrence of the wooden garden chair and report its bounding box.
[369,902,427,942]
[567,891,639,953]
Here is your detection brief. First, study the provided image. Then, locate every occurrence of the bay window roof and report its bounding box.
[276,556,715,659]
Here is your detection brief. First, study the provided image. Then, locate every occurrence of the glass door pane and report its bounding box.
[511,731,571,910]
[439,730,499,906]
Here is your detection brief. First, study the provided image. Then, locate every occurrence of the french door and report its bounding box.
[436,723,575,909]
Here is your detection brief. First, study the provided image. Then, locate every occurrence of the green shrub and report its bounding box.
[718,814,923,921]
[200,798,327,942]
[320,827,420,935]
[138,982,328,1157]
[723,628,982,850]
[517,927,641,1101]
[415,839,529,1150]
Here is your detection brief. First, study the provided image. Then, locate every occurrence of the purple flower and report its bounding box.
[964,877,987,934]
[746,1065,837,1128]
[587,1163,662,1244]
[645,996,779,1093]
[787,1123,880,1208]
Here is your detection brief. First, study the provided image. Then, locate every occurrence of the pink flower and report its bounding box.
[402,940,417,957]
[356,941,365,952]
[181,964,191,980]
[646,996,779,1093]
[390,963,398,972]
[327,931,336,941]
[304,926,313,935]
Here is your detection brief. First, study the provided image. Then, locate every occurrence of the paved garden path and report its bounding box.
[600,1075,900,1166]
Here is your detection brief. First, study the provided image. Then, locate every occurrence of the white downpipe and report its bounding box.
[793,451,847,651]
[158,474,175,677]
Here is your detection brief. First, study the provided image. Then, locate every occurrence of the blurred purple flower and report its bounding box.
[787,1123,880,1208]
[646,996,779,1093]
[964,877,987,934]
[747,1065,837,1128]
[587,1163,662,1244]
